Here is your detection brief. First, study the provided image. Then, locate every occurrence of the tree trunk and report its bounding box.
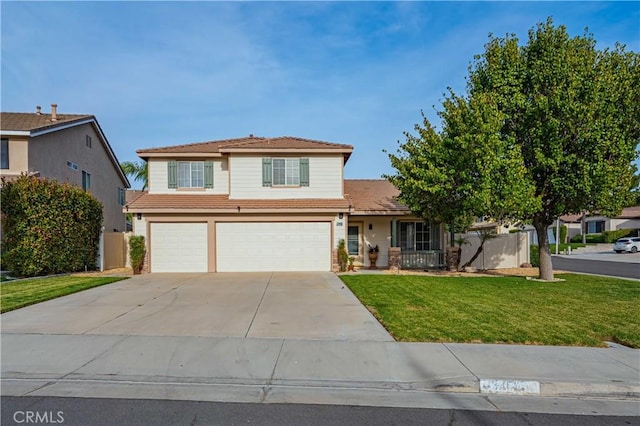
[534,219,554,281]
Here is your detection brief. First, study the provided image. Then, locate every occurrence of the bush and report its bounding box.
[602,229,636,243]
[337,239,349,272]
[129,235,146,274]
[530,245,540,267]
[1,175,103,277]
[570,234,583,243]
[552,225,567,244]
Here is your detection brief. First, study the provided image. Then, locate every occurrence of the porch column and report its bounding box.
[391,218,398,247]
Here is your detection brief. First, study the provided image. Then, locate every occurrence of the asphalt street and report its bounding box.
[2,396,638,426]
[552,255,640,279]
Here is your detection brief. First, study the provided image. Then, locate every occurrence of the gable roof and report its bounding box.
[1,112,94,135]
[344,179,410,215]
[1,110,130,188]
[137,136,353,161]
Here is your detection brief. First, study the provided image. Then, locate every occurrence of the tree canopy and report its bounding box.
[387,18,639,280]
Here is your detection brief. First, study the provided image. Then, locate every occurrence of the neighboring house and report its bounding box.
[525,207,640,244]
[125,135,444,273]
[0,104,130,232]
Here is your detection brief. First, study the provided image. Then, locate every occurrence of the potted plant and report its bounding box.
[368,244,379,269]
[348,257,355,271]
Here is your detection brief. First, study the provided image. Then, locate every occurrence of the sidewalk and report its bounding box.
[2,334,638,410]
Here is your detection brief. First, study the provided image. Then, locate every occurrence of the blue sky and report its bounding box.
[2,2,638,188]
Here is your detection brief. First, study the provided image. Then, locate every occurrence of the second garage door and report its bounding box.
[216,222,331,272]
[150,222,208,273]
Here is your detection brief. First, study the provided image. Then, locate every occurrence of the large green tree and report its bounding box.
[388,19,639,280]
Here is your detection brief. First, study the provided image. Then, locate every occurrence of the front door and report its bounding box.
[347,224,362,262]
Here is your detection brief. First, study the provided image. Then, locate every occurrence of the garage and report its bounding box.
[150,222,208,272]
[216,222,331,272]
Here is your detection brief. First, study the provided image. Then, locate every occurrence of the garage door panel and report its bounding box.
[151,223,208,273]
[216,222,330,272]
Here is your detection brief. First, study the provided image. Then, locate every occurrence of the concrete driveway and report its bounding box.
[1,272,392,341]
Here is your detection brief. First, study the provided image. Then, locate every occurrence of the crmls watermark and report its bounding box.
[12,411,65,424]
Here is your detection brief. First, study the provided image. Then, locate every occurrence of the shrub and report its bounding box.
[602,229,636,243]
[1,175,103,277]
[337,239,349,272]
[129,235,146,274]
[570,234,583,243]
[552,225,567,244]
[530,245,540,267]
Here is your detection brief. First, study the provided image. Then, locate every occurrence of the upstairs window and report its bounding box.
[86,135,92,148]
[178,161,204,188]
[1,138,8,169]
[82,171,91,191]
[118,187,126,206]
[262,158,309,187]
[167,160,214,189]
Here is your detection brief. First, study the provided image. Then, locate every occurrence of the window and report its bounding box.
[347,225,359,255]
[400,221,439,251]
[587,220,605,234]
[168,160,213,189]
[67,161,78,171]
[118,187,126,206]
[85,135,92,148]
[82,171,91,191]
[262,158,309,187]
[273,158,299,186]
[177,161,204,188]
[1,138,8,169]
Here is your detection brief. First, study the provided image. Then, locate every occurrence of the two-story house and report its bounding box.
[0,105,130,232]
[125,135,443,273]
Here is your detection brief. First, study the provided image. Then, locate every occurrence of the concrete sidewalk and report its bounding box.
[2,334,638,412]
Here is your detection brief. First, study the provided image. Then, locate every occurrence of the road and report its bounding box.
[2,396,638,426]
[552,253,640,279]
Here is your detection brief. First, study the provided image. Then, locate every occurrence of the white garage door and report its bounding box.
[150,223,208,272]
[216,222,331,272]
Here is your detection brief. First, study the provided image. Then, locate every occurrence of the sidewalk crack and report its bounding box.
[442,343,479,382]
[260,338,285,403]
[245,272,272,338]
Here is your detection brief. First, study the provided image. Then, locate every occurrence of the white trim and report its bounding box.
[0,130,30,136]
[139,152,223,158]
[29,118,95,137]
[220,148,352,154]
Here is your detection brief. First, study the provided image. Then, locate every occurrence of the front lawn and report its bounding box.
[1,276,128,313]
[341,274,640,348]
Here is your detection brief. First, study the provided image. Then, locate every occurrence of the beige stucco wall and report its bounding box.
[28,123,128,231]
[0,135,29,175]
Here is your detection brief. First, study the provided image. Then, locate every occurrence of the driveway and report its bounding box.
[0,272,393,341]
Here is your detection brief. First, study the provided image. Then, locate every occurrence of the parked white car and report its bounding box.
[613,237,640,253]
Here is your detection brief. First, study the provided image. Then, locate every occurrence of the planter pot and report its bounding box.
[368,252,379,269]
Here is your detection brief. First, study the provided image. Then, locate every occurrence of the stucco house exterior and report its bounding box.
[1,105,130,232]
[125,135,443,273]
[560,206,640,240]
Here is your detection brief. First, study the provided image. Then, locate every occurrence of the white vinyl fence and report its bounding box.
[458,232,530,270]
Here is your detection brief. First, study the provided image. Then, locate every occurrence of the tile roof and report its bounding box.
[615,205,640,219]
[1,112,93,132]
[137,136,353,155]
[126,192,350,212]
[344,179,410,214]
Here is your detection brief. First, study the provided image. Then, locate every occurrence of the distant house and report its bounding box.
[561,207,640,240]
[1,104,130,231]
[125,135,444,273]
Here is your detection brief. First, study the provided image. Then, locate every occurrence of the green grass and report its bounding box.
[341,274,640,348]
[1,276,128,313]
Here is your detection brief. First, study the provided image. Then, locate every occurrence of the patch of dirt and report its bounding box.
[72,267,133,277]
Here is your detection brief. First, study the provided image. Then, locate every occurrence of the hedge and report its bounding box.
[571,229,637,244]
[1,175,103,277]
[530,245,540,267]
